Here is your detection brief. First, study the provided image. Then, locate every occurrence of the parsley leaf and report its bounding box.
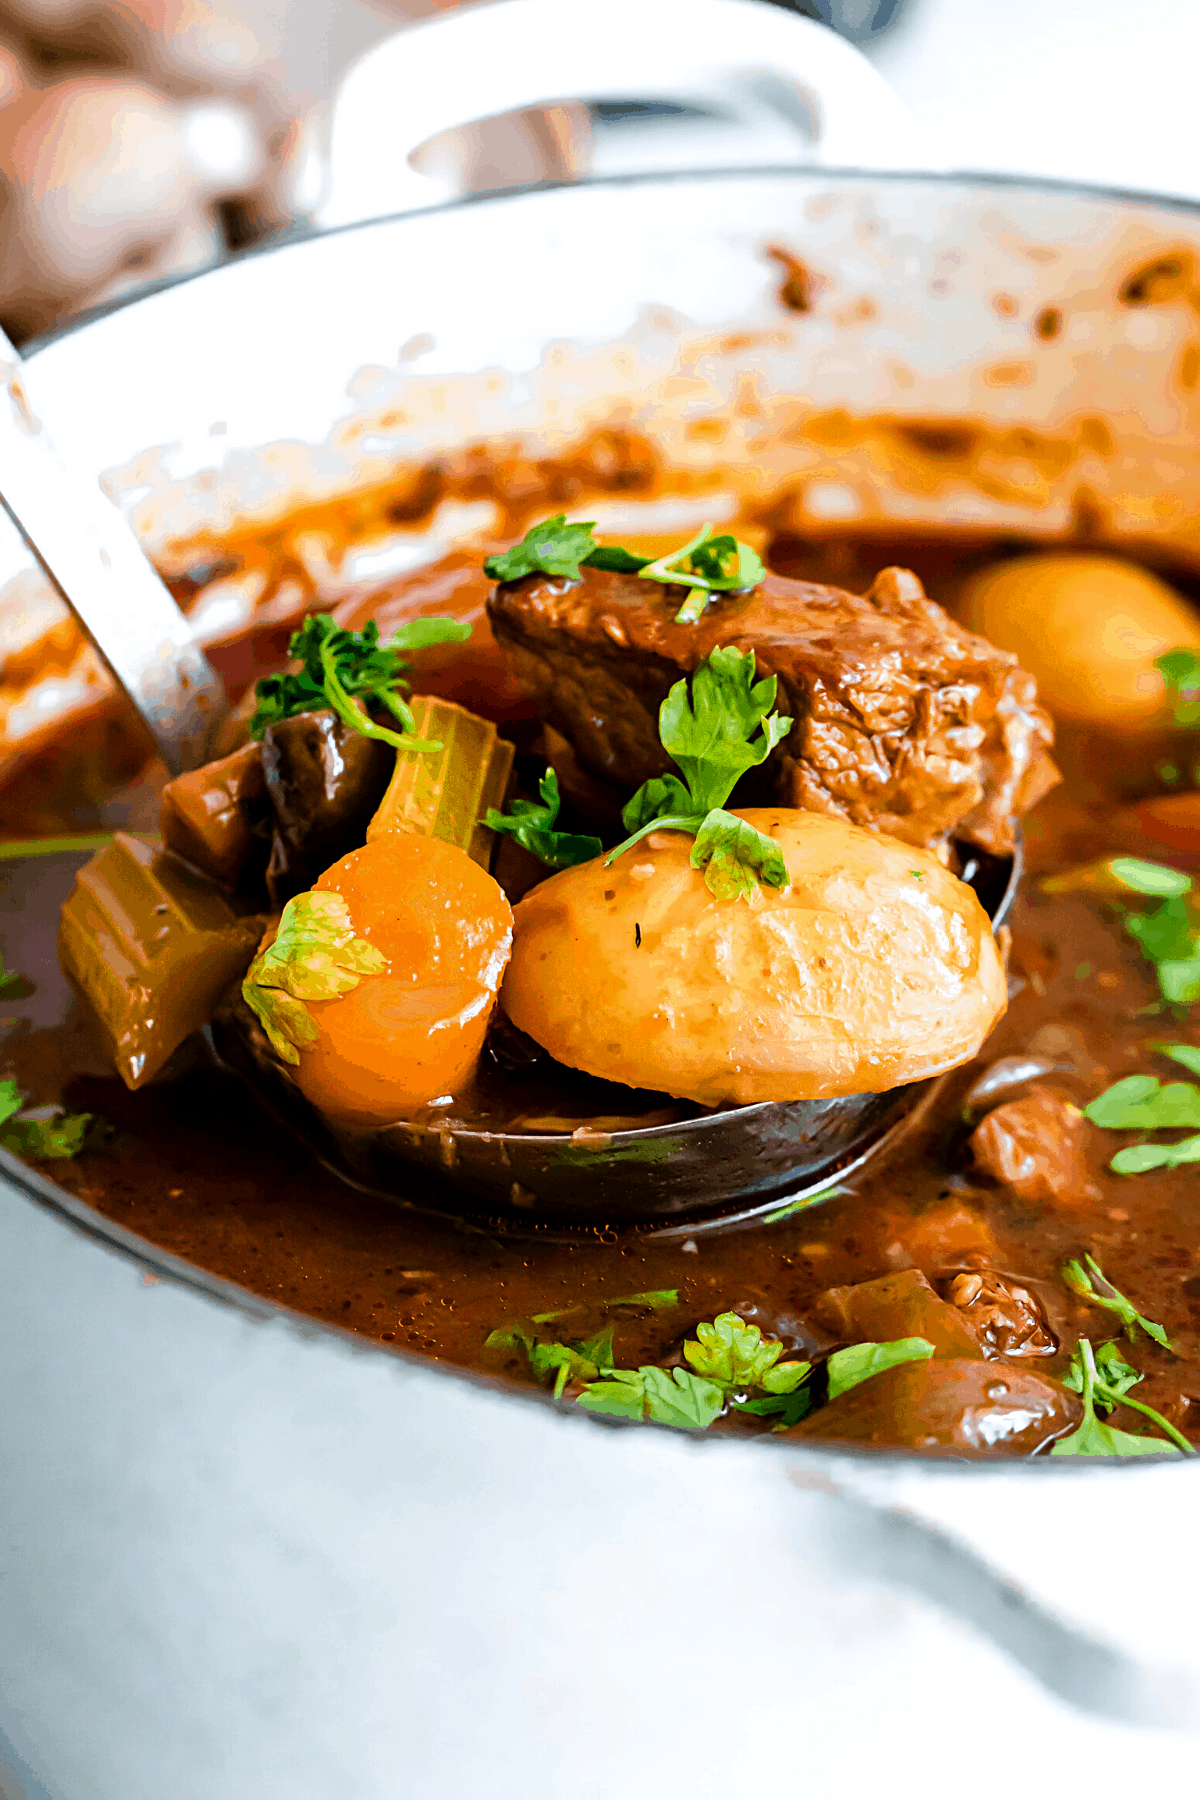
[761,1182,850,1224]
[1045,858,1200,1005]
[1061,1254,1173,1349]
[0,1078,92,1159]
[486,767,603,870]
[1111,1133,1200,1174]
[242,890,386,1065]
[483,515,764,626]
[605,648,793,902]
[484,515,633,583]
[0,951,32,1001]
[635,523,766,624]
[655,647,793,817]
[1063,1337,1143,1402]
[682,1310,810,1394]
[690,809,790,902]
[825,1337,935,1401]
[1084,1073,1200,1130]
[734,1387,813,1427]
[608,1289,680,1310]
[1052,1337,1192,1457]
[1153,1042,1200,1075]
[576,1365,725,1429]
[249,613,470,752]
[1156,647,1200,728]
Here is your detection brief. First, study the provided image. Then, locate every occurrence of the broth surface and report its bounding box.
[4,522,1200,1451]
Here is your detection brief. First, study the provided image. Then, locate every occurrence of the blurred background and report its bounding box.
[6,0,1200,346]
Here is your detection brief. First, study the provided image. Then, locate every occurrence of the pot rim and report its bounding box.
[23,159,1200,359]
[12,160,1197,1470]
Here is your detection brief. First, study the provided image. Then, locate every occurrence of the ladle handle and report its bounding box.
[0,329,224,777]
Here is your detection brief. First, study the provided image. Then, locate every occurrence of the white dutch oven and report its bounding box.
[2,6,1200,1794]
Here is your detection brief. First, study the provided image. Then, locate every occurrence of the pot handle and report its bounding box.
[319,0,931,227]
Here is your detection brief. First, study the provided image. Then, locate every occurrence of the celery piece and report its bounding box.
[366,696,514,869]
[57,833,264,1090]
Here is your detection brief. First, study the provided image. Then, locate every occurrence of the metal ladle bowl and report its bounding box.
[212,841,1021,1230]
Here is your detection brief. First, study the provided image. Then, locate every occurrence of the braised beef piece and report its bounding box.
[487,562,1056,856]
[260,710,393,906]
[160,741,270,892]
[790,1358,1080,1454]
[814,1268,981,1358]
[943,1271,1057,1358]
[969,1085,1099,1207]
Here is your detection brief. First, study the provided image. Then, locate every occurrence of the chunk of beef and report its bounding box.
[814,1267,982,1358]
[792,1359,1080,1453]
[943,1271,1057,1358]
[969,1085,1099,1206]
[160,741,269,891]
[261,710,393,905]
[879,1198,997,1272]
[487,561,1056,857]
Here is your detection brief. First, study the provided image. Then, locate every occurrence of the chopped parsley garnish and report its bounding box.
[249,612,471,752]
[1060,1254,1173,1350]
[483,514,650,583]
[608,1289,680,1310]
[1155,647,1200,728]
[1045,856,1200,1004]
[682,1311,811,1394]
[825,1337,935,1400]
[762,1181,850,1224]
[1084,1073,1200,1130]
[1052,1337,1193,1457]
[0,1078,92,1160]
[1153,1042,1200,1074]
[485,768,603,870]
[484,515,764,624]
[0,951,32,1001]
[634,523,766,624]
[1084,1070,1200,1172]
[577,1366,726,1428]
[242,890,386,1064]
[492,1304,943,1436]
[605,647,793,902]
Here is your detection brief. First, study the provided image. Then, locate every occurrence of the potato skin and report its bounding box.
[960,552,1200,732]
[501,810,1006,1105]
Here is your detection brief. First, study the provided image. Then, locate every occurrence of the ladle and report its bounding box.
[0,326,224,777]
[212,841,1022,1230]
[0,325,1021,1230]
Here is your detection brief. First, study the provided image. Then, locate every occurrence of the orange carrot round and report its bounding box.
[293,834,512,1124]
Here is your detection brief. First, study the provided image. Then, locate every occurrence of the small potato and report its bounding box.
[501,810,1006,1105]
[960,552,1200,731]
[294,834,512,1124]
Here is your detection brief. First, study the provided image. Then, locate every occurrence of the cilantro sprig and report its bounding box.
[605,647,793,902]
[0,1078,92,1160]
[1061,1253,1173,1349]
[484,514,764,624]
[485,768,602,871]
[249,613,471,753]
[1052,1337,1193,1457]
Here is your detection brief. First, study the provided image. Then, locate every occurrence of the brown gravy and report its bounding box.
[3,523,1200,1450]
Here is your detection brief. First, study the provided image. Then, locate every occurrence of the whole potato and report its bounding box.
[960,552,1200,732]
[501,810,1006,1106]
